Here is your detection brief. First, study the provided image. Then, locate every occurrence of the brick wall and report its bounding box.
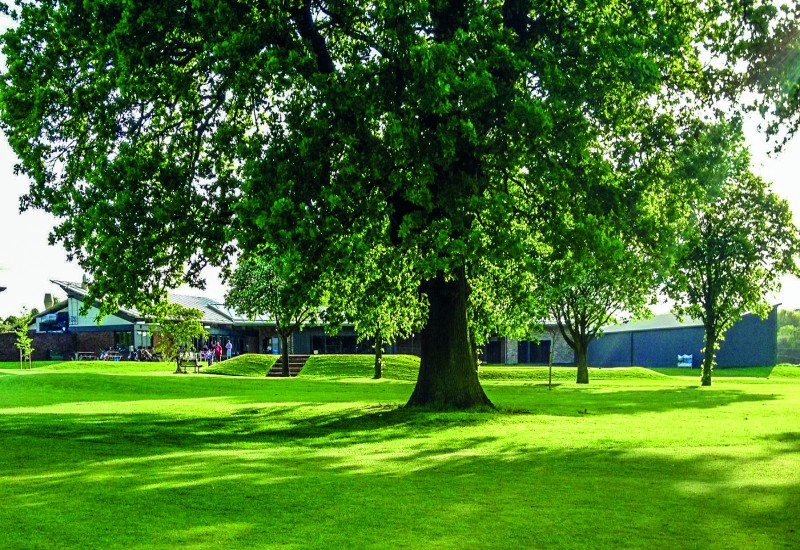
[503,331,575,365]
[0,332,78,361]
[76,332,115,353]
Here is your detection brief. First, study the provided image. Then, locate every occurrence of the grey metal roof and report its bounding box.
[49,280,273,326]
[164,292,233,324]
[601,313,704,334]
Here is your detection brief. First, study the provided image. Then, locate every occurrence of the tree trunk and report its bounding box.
[701,328,716,387]
[280,332,290,377]
[575,340,589,384]
[406,270,493,409]
[374,331,383,379]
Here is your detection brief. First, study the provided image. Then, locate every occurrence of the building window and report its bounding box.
[114,331,133,350]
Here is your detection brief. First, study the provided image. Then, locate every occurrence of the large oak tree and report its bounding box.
[1,1,798,407]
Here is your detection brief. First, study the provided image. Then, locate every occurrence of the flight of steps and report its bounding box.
[267,354,311,377]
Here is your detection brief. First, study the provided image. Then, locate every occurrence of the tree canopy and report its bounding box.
[2,1,798,407]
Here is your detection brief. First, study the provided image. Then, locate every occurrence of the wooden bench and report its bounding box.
[177,357,201,373]
[75,352,97,360]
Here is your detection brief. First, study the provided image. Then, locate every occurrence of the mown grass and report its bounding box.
[203,353,278,376]
[300,355,673,383]
[0,360,63,369]
[0,359,798,549]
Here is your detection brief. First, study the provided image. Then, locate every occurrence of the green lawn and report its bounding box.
[0,358,798,549]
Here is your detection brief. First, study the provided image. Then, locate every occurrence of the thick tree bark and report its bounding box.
[407,270,493,409]
[701,327,716,387]
[374,331,383,379]
[575,340,589,384]
[280,332,290,377]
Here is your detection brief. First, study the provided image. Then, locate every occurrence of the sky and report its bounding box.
[1,120,799,318]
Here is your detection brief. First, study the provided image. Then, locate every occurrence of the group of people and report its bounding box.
[201,340,233,366]
[98,346,159,361]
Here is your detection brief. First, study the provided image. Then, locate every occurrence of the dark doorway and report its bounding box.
[518,340,551,364]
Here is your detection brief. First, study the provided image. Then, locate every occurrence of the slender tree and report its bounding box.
[666,119,800,386]
[13,309,35,369]
[777,310,800,364]
[1,1,797,407]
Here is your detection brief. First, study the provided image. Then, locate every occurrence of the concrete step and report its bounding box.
[267,355,311,377]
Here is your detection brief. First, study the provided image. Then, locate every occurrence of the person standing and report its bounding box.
[214,342,223,363]
[225,339,233,360]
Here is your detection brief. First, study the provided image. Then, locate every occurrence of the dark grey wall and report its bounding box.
[588,308,777,368]
[630,327,705,368]
[716,309,777,367]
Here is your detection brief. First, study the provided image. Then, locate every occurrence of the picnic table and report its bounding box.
[104,351,124,361]
[75,351,97,360]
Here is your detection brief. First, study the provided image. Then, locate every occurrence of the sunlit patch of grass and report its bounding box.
[0,360,63,369]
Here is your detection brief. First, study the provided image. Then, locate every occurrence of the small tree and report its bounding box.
[667,120,800,386]
[226,256,321,377]
[535,145,677,384]
[332,247,425,379]
[14,309,35,369]
[146,303,207,373]
[546,253,657,384]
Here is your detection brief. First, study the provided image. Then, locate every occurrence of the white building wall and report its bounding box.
[504,328,575,365]
[67,297,133,328]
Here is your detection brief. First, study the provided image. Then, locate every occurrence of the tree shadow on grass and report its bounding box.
[760,432,800,455]
[0,383,782,471]
[0,404,501,455]
[0,423,797,549]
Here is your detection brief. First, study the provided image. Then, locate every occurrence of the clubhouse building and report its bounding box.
[14,280,420,361]
[6,280,779,368]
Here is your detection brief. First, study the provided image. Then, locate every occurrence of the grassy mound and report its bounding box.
[299,357,675,382]
[203,353,278,377]
[478,365,667,381]
[299,354,420,380]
